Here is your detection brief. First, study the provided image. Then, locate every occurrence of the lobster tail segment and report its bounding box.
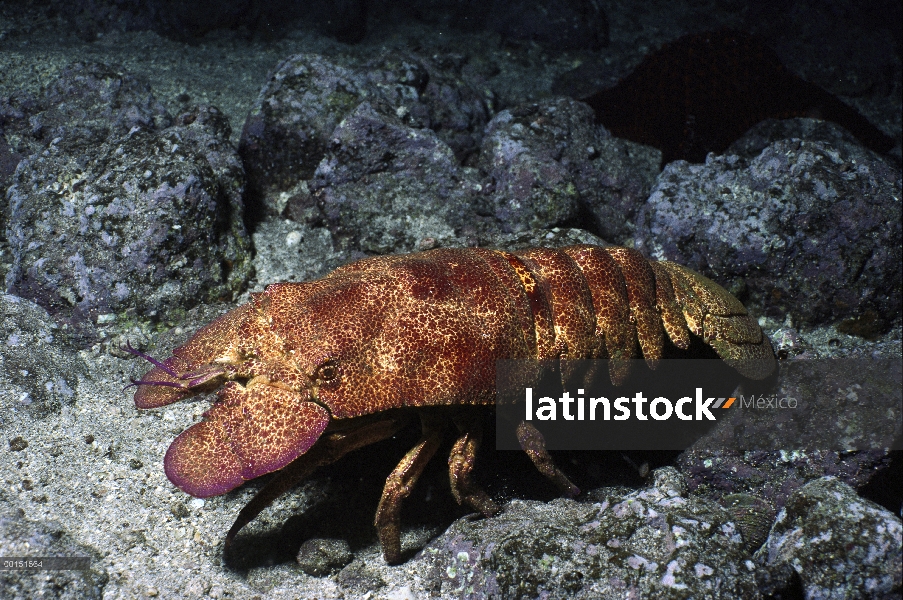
[655,261,775,379]
[519,244,774,384]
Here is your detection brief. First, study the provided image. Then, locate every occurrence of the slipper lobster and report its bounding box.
[128,244,774,563]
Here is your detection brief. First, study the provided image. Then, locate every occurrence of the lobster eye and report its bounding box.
[316,361,339,383]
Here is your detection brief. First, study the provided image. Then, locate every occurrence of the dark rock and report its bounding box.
[368,51,493,164]
[726,117,869,160]
[295,538,353,576]
[169,502,189,520]
[581,135,661,244]
[239,53,372,214]
[636,139,902,328]
[489,227,608,253]
[38,62,171,137]
[239,51,493,219]
[336,560,387,594]
[48,1,608,50]
[312,102,484,254]
[0,294,86,420]
[754,477,902,599]
[477,99,586,233]
[679,447,893,517]
[677,354,900,509]
[583,30,895,165]
[5,69,252,336]
[478,97,660,241]
[0,61,169,199]
[51,0,366,42]
[0,134,22,200]
[721,494,776,553]
[415,467,760,598]
[552,58,621,102]
[1,92,40,242]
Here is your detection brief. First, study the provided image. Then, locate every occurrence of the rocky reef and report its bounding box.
[1,1,900,598]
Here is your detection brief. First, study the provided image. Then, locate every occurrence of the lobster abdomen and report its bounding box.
[322,244,773,395]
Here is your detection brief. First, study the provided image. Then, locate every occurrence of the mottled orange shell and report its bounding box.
[133,245,773,498]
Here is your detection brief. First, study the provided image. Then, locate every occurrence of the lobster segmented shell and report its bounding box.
[130,244,773,563]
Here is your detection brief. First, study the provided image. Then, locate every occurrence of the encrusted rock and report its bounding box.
[312,102,485,254]
[415,467,760,599]
[239,51,493,218]
[755,477,902,598]
[636,139,902,328]
[296,538,353,576]
[5,65,251,337]
[721,494,776,552]
[478,96,660,242]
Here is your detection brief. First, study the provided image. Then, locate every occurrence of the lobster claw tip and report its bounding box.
[164,383,331,497]
[164,420,246,497]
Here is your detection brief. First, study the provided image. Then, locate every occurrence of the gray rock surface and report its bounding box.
[755,477,902,599]
[296,537,353,576]
[312,101,486,253]
[477,96,660,242]
[4,65,251,338]
[0,61,170,159]
[366,50,494,163]
[238,52,373,210]
[239,51,493,218]
[636,139,902,328]
[726,117,873,160]
[414,468,761,599]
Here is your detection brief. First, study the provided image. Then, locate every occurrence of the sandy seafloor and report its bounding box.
[1,2,901,599]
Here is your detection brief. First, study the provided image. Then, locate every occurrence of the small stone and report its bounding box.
[721,493,776,552]
[296,538,353,576]
[9,436,28,451]
[285,230,303,246]
[170,502,190,519]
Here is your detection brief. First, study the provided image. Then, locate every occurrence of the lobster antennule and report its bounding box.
[123,340,182,377]
[132,359,199,409]
[130,303,259,409]
[123,378,186,392]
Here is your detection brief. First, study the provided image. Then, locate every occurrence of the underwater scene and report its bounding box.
[0,1,900,598]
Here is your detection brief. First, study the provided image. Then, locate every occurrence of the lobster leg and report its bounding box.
[516,421,580,497]
[375,412,444,564]
[225,414,411,554]
[449,413,500,518]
